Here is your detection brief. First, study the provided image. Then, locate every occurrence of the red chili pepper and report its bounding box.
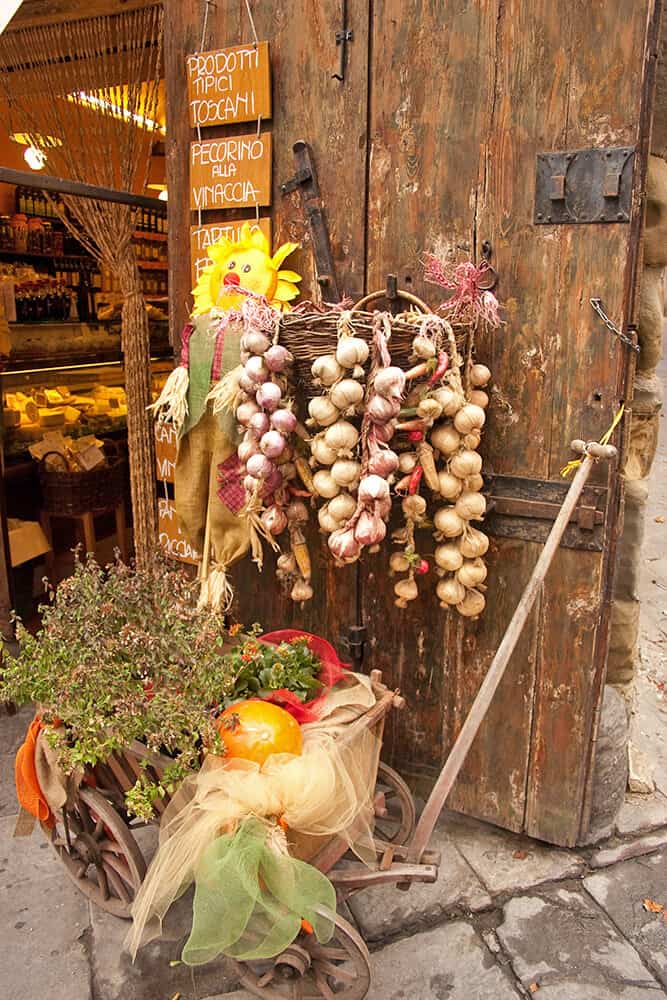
[416,558,429,575]
[408,429,424,443]
[408,465,423,495]
[428,350,449,386]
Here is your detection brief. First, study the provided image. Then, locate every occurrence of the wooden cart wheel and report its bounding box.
[42,786,146,918]
[231,912,371,999]
[373,762,416,847]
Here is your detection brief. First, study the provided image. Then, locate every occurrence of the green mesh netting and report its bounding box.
[182,817,336,964]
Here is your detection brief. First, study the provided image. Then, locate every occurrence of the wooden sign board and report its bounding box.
[186,41,271,128]
[190,133,272,211]
[158,497,200,565]
[155,422,178,483]
[190,219,272,284]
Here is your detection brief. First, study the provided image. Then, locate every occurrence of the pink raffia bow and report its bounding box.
[424,254,502,328]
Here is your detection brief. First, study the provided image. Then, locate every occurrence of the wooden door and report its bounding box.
[164,0,659,845]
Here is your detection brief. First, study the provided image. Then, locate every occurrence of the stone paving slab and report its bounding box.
[590,830,667,869]
[0,704,34,755]
[496,888,662,998]
[615,791,667,838]
[90,891,239,1000]
[440,810,586,896]
[348,825,492,941]
[1,869,91,1000]
[585,848,667,987]
[209,921,521,1000]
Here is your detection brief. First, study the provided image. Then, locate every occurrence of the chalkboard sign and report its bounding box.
[158,497,200,565]
[155,422,178,483]
[186,41,271,128]
[190,133,272,211]
[190,219,272,284]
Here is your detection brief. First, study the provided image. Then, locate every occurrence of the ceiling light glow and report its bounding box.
[70,91,166,135]
[24,146,47,170]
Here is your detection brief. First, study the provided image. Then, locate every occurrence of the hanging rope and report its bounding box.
[560,404,625,478]
[0,5,164,568]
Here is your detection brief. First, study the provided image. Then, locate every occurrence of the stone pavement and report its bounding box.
[0,692,665,1000]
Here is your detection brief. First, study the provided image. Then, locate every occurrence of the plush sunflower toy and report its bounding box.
[150,223,301,607]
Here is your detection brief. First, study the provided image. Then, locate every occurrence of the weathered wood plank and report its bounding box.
[524,0,654,845]
[362,0,497,795]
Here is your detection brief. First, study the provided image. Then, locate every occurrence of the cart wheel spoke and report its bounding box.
[307,946,350,962]
[315,960,356,983]
[313,974,336,1000]
[105,863,132,904]
[256,969,276,988]
[102,852,133,887]
[93,818,105,839]
[95,864,110,901]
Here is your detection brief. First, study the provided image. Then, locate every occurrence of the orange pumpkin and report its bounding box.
[217,700,303,766]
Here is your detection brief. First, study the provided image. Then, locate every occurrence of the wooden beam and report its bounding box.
[0,167,166,211]
[163,0,198,352]
[8,0,160,30]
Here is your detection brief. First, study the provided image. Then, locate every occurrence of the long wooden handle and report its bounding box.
[406,445,616,864]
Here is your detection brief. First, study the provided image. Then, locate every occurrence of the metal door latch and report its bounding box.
[333,0,353,81]
[534,147,634,224]
[339,625,366,665]
[281,140,341,302]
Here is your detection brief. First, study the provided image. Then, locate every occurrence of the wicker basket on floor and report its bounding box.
[38,441,126,516]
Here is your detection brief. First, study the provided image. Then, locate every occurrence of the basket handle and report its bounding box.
[39,450,69,471]
[352,288,431,314]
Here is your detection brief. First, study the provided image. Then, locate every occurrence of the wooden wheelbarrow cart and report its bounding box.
[41,438,616,999]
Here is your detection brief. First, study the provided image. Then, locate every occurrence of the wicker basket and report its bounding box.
[278,293,471,401]
[39,441,126,516]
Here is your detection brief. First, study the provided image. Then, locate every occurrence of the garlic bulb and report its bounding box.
[449,449,483,479]
[412,334,437,360]
[469,363,491,387]
[367,395,401,423]
[245,355,269,383]
[431,422,461,456]
[368,449,399,477]
[417,397,443,421]
[434,507,465,537]
[460,527,489,558]
[331,459,361,487]
[465,472,484,492]
[318,504,340,534]
[277,552,297,574]
[242,330,272,355]
[354,510,387,546]
[390,552,410,573]
[454,403,486,434]
[455,491,486,521]
[432,385,464,417]
[308,396,340,427]
[328,491,357,523]
[312,354,343,386]
[286,500,309,524]
[437,471,463,500]
[329,378,365,411]
[456,588,486,617]
[336,336,369,369]
[401,494,427,519]
[462,430,482,450]
[395,577,419,604]
[358,475,390,503]
[398,451,418,474]
[261,505,288,536]
[456,557,488,588]
[437,577,467,606]
[468,389,489,409]
[328,526,361,562]
[311,435,338,466]
[435,543,464,572]
[312,469,341,499]
[324,420,359,455]
[373,366,406,401]
[291,578,314,604]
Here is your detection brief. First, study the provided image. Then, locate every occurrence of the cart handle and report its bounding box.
[405,438,618,866]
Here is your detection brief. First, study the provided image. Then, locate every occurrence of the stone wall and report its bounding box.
[607,150,666,694]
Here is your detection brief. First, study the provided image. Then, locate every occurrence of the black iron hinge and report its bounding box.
[534,146,634,225]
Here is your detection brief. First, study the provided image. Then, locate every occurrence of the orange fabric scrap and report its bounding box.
[15,715,55,829]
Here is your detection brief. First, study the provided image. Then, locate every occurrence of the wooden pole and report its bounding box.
[406,441,618,865]
[0,168,165,212]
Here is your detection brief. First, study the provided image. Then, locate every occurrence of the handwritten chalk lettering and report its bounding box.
[189,133,272,211]
[186,42,271,127]
[158,498,199,564]
[155,422,178,446]
[155,422,178,484]
[189,220,272,286]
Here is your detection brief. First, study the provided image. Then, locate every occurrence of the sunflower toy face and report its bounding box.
[192,222,301,315]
